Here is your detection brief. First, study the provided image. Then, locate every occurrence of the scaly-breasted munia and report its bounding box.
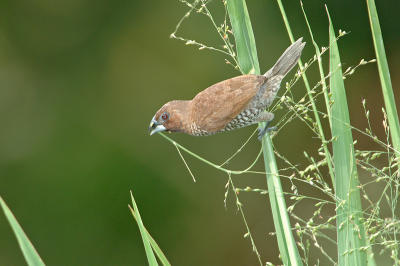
[149,38,305,139]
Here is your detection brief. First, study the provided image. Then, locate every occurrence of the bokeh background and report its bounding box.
[0,0,399,265]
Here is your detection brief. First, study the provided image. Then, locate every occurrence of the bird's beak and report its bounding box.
[149,116,166,136]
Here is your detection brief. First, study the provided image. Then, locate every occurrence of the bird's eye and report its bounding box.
[161,112,169,121]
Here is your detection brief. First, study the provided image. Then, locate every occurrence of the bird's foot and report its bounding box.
[257,124,277,141]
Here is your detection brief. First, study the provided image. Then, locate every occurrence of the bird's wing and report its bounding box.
[191,75,265,133]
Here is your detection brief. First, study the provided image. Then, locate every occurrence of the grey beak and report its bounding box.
[149,116,166,136]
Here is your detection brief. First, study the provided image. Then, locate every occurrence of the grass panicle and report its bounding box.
[276,0,335,188]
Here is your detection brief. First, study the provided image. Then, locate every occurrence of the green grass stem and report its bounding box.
[300,1,332,128]
[227,0,303,265]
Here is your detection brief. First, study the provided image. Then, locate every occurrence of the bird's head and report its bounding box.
[149,100,190,136]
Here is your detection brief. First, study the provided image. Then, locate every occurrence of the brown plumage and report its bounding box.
[149,38,305,139]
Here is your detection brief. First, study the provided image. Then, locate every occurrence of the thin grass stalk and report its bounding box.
[227,0,303,265]
[0,196,45,266]
[366,0,400,160]
[275,0,335,188]
[300,1,332,128]
[327,8,368,265]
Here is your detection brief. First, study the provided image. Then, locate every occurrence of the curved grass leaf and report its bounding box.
[0,196,45,266]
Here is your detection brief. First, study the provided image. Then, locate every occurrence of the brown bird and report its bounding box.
[149,38,305,139]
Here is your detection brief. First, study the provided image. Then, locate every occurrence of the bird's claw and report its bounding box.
[257,125,277,141]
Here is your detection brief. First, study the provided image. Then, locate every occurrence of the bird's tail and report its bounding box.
[264,38,305,78]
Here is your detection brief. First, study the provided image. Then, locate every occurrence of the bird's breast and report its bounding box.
[188,107,262,136]
[221,108,262,132]
[189,122,215,136]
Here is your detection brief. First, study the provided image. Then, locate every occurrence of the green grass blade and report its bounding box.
[366,0,400,157]
[227,0,303,265]
[128,204,171,266]
[327,8,368,265]
[366,1,398,263]
[226,0,260,75]
[129,191,158,266]
[0,196,45,266]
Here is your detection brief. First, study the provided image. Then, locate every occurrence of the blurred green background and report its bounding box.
[0,0,399,265]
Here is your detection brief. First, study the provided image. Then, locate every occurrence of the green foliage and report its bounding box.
[262,137,304,266]
[366,0,400,262]
[227,0,303,265]
[2,0,400,265]
[327,8,368,265]
[226,0,259,75]
[129,190,171,266]
[0,196,45,266]
[129,190,170,266]
[366,0,400,158]
[276,0,336,187]
[163,0,400,264]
